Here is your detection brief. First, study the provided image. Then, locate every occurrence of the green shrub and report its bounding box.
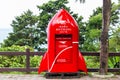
[0,45,42,68]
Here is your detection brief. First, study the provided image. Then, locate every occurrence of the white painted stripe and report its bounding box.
[48,46,72,72]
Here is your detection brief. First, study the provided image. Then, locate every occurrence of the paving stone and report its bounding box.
[0,74,119,80]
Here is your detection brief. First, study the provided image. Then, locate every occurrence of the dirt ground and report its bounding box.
[0,74,120,80]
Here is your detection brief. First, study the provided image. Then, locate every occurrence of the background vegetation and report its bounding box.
[0,45,41,68]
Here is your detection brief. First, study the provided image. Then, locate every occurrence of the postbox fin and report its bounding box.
[78,51,88,74]
[38,52,48,74]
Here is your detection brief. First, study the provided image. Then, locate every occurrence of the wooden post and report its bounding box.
[26,48,30,73]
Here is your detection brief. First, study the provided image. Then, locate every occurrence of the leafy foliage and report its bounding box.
[83,2,120,68]
[0,45,33,52]
[0,45,41,68]
[36,0,71,51]
[2,10,38,48]
[108,27,120,68]
[2,0,84,51]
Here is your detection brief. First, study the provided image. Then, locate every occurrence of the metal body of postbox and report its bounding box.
[38,9,87,74]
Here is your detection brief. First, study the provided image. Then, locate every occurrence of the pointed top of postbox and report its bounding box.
[48,8,78,27]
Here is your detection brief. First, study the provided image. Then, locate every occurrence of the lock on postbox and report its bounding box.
[38,9,87,74]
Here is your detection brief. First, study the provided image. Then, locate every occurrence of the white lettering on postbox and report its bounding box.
[57,59,66,62]
[56,26,71,33]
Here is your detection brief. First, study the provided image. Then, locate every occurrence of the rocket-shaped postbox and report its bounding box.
[38,9,87,74]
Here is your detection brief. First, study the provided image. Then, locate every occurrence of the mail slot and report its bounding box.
[38,9,87,74]
[55,34,72,63]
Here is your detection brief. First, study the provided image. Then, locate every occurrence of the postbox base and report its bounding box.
[45,72,85,79]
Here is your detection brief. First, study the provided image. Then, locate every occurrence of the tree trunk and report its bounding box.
[99,0,111,75]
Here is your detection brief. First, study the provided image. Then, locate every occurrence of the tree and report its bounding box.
[2,0,85,51]
[32,0,85,51]
[83,13,102,51]
[83,2,120,52]
[99,0,111,75]
[98,0,120,75]
[2,10,38,48]
[76,0,112,75]
[36,0,70,51]
[83,2,120,69]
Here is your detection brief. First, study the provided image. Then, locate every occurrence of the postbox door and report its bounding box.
[55,34,72,63]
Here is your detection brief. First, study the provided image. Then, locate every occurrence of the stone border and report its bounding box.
[91,73,114,78]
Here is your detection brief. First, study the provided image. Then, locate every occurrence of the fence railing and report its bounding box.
[0,49,120,73]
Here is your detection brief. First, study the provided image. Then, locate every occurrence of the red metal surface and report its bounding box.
[38,9,87,74]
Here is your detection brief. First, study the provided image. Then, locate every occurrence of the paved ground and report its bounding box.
[0,74,120,80]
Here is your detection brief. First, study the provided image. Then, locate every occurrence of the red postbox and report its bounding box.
[38,9,87,74]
